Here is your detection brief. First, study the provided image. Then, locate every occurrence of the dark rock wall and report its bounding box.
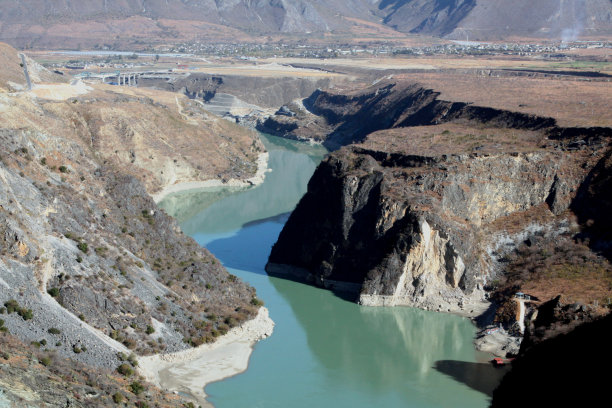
[268,128,611,311]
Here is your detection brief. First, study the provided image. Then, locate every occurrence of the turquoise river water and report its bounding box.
[159,134,498,408]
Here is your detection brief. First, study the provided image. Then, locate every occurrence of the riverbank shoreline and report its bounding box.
[152,152,270,203]
[138,307,274,406]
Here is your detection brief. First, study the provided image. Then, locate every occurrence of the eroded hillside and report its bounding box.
[0,42,267,405]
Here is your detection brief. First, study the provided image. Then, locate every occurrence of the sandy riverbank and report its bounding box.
[138,307,274,407]
[152,152,269,203]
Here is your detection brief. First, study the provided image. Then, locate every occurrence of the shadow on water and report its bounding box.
[434,360,510,396]
[204,218,285,275]
[241,212,291,229]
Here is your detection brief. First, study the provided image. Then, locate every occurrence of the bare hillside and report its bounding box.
[0,0,610,48]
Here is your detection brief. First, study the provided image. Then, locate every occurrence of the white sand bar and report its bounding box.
[152,152,269,203]
[138,307,274,407]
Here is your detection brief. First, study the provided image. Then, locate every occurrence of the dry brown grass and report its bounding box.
[492,234,612,310]
[0,83,263,195]
[0,42,26,91]
[396,71,612,128]
[361,123,547,156]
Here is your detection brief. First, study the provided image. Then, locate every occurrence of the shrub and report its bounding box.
[48,287,60,297]
[250,297,264,307]
[130,381,145,395]
[77,242,88,253]
[123,338,137,349]
[4,300,19,314]
[127,353,138,367]
[5,300,33,320]
[78,314,85,321]
[18,308,33,321]
[40,356,52,367]
[145,325,155,335]
[73,345,82,354]
[48,327,61,335]
[58,165,68,173]
[112,392,124,404]
[116,363,133,377]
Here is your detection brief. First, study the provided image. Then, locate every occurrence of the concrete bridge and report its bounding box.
[75,70,186,86]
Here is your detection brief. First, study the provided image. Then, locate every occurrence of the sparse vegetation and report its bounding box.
[0,331,194,406]
[116,363,134,377]
[250,297,264,307]
[3,299,33,320]
[40,356,52,367]
[112,392,124,404]
[130,381,145,395]
[492,233,612,309]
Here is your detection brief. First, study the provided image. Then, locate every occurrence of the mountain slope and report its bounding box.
[0,42,266,373]
[0,0,610,48]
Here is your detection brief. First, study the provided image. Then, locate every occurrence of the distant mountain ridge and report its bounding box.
[0,0,610,47]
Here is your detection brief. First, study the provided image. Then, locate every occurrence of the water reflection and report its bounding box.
[162,134,327,236]
[158,185,244,223]
[161,133,490,408]
[270,276,484,400]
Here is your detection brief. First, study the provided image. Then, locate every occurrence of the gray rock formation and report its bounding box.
[267,122,611,315]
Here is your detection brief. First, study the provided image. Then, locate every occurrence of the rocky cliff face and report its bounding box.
[266,79,612,316]
[268,139,609,313]
[490,312,612,407]
[258,81,559,150]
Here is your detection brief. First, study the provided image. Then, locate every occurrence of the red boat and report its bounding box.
[492,357,515,367]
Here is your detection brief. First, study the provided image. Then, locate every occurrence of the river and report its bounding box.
[159,134,499,408]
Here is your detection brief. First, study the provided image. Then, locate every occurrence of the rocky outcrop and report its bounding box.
[258,81,561,150]
[520,296,599,354]
[267,131,611,314]
[146,73,336,110]
[491,312,612,407]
